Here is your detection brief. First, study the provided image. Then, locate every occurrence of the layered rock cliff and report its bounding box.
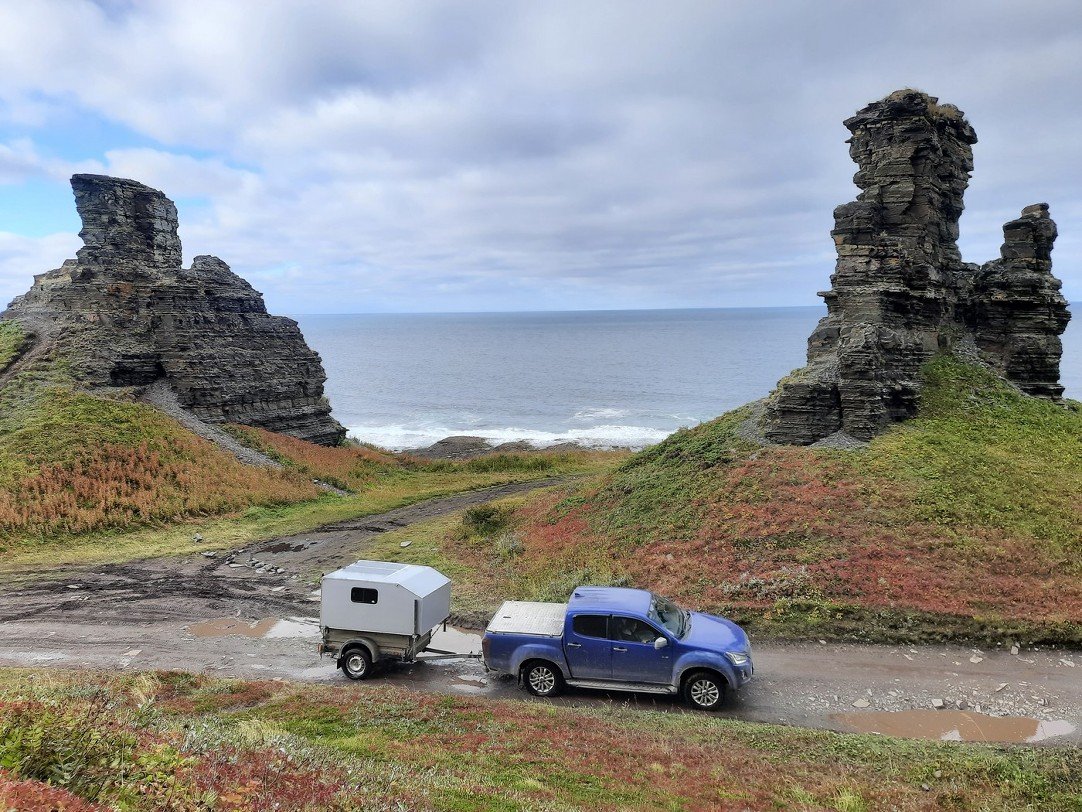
[3,174,345,446]
[763,89,1070,444]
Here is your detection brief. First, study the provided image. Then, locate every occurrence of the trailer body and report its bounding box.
[319,560,452,678]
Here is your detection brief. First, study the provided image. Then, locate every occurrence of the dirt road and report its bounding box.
[1,480,1078,746]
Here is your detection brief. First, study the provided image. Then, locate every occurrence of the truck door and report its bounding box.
[565,614,611,679]
[610,615,672,684]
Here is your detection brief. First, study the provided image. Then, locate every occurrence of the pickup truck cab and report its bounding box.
[482,586,752,710]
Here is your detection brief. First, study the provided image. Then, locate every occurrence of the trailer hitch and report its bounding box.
[415,648,484,662]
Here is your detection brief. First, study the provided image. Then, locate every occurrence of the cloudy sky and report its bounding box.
[0,1,1080,314]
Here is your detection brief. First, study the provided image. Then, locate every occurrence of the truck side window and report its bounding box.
[611,616,658,645]
[350,587,378,604]
[571,614,608,638]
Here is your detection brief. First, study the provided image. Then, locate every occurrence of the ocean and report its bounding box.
[295,306,1082,451]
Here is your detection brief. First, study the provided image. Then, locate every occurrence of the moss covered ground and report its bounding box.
[1,668,1078,811]
[0,320,26,371]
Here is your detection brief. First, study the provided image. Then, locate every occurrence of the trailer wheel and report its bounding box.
[523,661,563,698]
[341,647,372,680]
[682,670,725,711]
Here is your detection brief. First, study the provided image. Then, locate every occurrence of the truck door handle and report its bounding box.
[567,642,582,648]
[612,646,628,652]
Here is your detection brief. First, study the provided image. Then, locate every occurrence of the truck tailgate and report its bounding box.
[486,601,566,637]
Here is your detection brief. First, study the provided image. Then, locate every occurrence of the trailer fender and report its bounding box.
[338,637,379,667]
[510,644,569,681]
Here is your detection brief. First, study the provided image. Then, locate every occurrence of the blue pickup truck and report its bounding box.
[482,586,752,710]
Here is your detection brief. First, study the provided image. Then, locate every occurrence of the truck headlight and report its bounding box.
[724,651,749,666]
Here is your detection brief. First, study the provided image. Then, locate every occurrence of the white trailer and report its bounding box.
[318,560,454,679]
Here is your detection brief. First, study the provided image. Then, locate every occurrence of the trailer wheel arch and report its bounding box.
[339,639,379,669]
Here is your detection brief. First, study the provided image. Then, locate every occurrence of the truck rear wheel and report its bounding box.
[682,670,725,711]
[341,647,372,680]
[523,661,563,698]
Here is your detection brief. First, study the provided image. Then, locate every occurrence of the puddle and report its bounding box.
[263,542,309,554]
[190,616,321,639]
[429,626,482,656]
[263,617,320,639]
[831,710,1077,743]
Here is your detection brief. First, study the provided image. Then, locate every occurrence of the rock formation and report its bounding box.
[3,174,345,446]
[763,89,1070,444]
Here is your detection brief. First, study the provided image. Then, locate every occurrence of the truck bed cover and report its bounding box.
[486,601,566,637]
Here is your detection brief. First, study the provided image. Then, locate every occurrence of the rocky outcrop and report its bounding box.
[3,174,345,446]
[969,204,1071,399]
[763,90,1070,444]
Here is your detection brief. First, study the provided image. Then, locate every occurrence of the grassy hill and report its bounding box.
[0,321,623,569]
[1,668,1078,811]
[374,357,1082,644]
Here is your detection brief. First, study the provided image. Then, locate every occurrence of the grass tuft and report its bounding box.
[2,668,1079,811]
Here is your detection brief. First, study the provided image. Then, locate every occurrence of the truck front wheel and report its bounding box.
[341,647,372,680]
[682,670,725,711]
[523,661,563,698]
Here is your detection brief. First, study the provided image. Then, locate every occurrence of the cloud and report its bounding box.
[0,231,80,308]
[0,0,1080,313]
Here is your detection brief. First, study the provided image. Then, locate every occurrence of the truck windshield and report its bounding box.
[648,594,688,639]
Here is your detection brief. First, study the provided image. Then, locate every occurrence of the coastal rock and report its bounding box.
[763,90,1070,444]
[3,174,345,445]
[410,436,494,459]
[970,204,1070,399]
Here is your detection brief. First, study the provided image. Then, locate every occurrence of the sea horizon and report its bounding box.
[294,305,1082,452]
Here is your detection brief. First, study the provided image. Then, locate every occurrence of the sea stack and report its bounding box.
[762,89,1070,445]
[3,174,346,446]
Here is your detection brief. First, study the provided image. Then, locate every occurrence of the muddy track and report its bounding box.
[1,474,1078,745]
[0,477,573,625]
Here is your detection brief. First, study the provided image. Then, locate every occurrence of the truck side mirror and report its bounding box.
[654,637,668,650]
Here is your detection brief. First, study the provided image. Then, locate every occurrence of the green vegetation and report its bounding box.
[0,361,624,570]
[369,357,1082,644]
[1,668,1078,811]
[0,320,26,371]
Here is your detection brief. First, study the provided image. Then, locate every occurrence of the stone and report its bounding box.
[410,435,493,459]
[3,174,345,446]
[969,654,983,664]
[931,698,945,709]
[1010,644,1020,655]
[995,682,1008,692]
[852,698,870,708]
[763,90,1070,444]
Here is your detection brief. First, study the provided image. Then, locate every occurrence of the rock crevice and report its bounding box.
[763,90,1070,444]
[3,174,345,446]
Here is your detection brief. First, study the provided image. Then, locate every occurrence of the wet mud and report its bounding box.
[189,618,279,638]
